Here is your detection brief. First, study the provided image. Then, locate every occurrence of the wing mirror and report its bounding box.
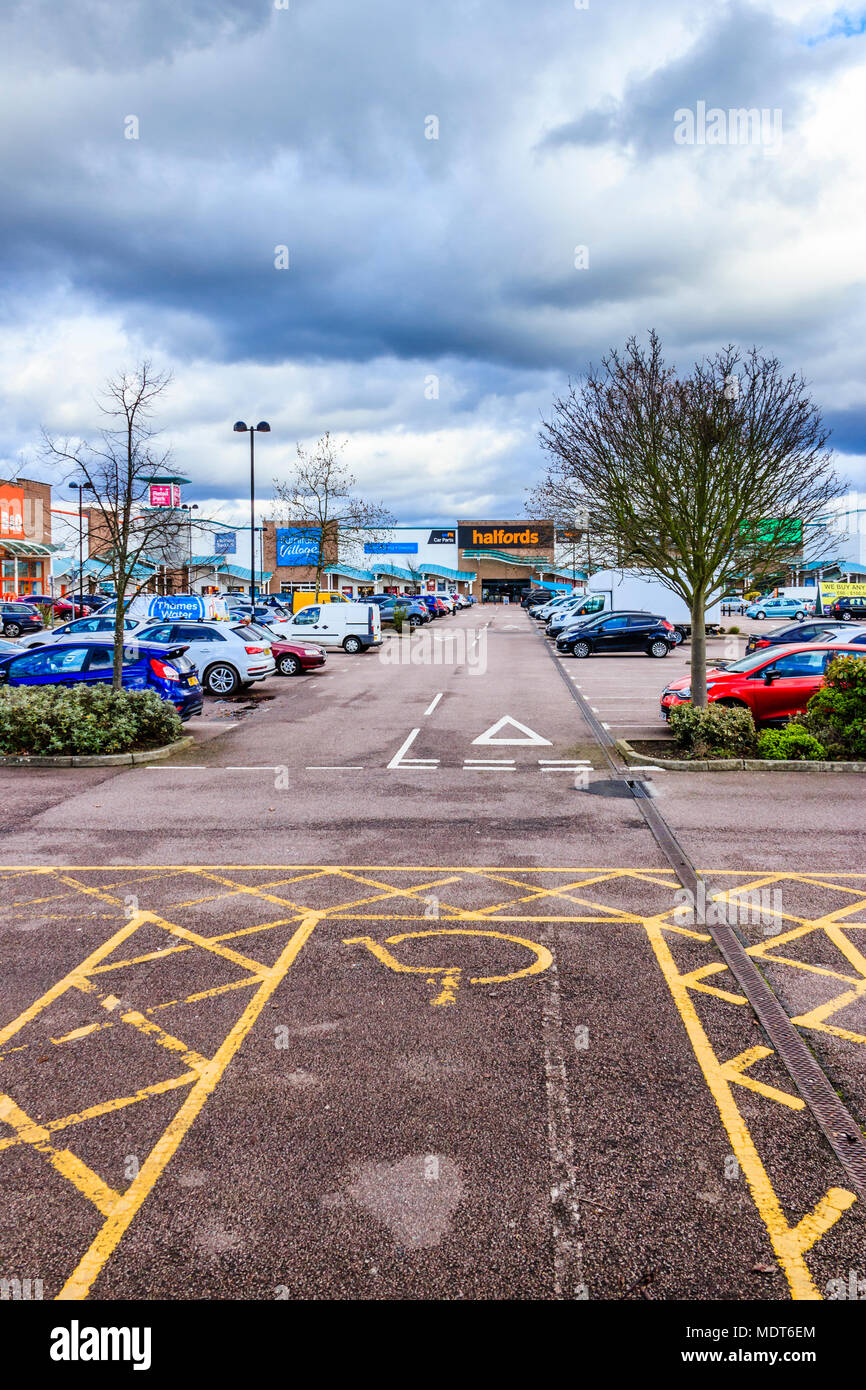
[763,671,776,684]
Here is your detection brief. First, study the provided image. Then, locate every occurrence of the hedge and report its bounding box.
[0,684,183,757]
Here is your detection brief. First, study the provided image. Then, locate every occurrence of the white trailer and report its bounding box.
[586,569,722,642]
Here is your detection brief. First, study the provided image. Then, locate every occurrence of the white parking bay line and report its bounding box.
[306,765,364,770]
[424,693,443,716]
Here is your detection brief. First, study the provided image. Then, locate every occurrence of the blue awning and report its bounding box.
[417,563,476,582]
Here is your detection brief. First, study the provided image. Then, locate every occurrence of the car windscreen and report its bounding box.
[719,649,793,674]
[232,623,271,641]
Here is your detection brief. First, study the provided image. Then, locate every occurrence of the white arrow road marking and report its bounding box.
[471,715,552,746]
[387,728,439,769]
[424,693,443,715]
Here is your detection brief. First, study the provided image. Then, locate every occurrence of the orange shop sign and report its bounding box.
[0,485,25,538]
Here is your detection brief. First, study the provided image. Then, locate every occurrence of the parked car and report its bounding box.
[556,612,678,658]
[522,589,552,609]
[0,640,203,720]
[827,595,866,622]
[132,619,276,696]
[14,594,84,619]
[660,642,866,724]
[0,637,21,659]
[17,615,141,649]
[376,598,429,629]
[1,602,44,638]
[269,637,327,677]
[744,619,855,654]
[548,601,623,638]
[744,597,810,621]
[277,601,382,653]
[418,596,448,618]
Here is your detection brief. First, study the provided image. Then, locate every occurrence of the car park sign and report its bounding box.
[215,532,236,555]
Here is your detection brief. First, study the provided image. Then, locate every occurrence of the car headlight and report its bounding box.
[303,648,321,656]
[673,687,690,698]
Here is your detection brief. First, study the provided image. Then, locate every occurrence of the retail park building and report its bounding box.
[247,518,583,602]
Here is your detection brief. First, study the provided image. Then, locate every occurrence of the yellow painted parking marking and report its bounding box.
[343,928,553,1007]
[2,866,865,1299]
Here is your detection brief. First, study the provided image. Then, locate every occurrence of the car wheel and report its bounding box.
[671,627,685,645]
[649,640,670,658]
[278,653,302,676]
[409,616,422,628]
[204,663,240,696]
[343,635,363,653]
[756,610,766,620]
[795,610,806,620]
[3,622,21,637]
[572,640,591,659]
[841,612,853,622]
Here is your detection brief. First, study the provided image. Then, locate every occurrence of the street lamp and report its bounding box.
[68,480,95,617]
[181,503,199,590]
[233,421,270,599]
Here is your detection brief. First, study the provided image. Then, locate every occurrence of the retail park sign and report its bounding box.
[458,521,554,549]
[0,484,25,537]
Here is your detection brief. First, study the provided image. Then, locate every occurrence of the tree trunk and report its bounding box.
[112,582,126,690]
[690,590,707,707]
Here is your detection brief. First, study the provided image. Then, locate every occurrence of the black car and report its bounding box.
[521,589,551,609]
[556,611,677,658]
[828,596,866,622]
[1,602,44,638]
[745,619,854,654]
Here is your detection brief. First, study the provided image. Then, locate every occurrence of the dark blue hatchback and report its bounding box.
[0,640,203,720]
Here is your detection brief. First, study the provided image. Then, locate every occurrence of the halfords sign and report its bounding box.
[458,522,554,549]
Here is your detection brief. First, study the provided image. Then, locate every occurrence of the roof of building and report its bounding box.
[190,555,273,583]
[417,562,477,582]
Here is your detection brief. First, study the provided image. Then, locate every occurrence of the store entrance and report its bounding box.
[480,578,528,604]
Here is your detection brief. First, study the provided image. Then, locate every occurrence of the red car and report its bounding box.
[270,638,326,677]
[15,595,84,618]
[661,642,866,725]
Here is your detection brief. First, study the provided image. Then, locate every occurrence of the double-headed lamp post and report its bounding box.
[68,480,95,616]
[233,421,270,599]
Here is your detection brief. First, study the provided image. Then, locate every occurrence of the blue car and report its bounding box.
[0,640,203,720]
[744,597,810,621]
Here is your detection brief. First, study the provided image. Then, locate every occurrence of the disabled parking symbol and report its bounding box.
[342,928,553,1007]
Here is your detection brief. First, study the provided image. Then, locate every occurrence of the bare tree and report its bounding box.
[272,433,395,593]
[43,363,185,688]
[537,332,842,706]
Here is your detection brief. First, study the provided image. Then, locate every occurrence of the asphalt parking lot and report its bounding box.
[1,604,865,1303]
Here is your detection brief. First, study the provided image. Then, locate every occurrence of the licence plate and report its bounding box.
[186,676,199,685]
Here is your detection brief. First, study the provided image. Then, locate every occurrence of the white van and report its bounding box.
[283,602,382,653]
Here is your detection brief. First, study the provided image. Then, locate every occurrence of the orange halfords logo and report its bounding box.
[471,528,539,546]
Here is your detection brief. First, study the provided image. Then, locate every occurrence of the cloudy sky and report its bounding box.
[2,0,865,547]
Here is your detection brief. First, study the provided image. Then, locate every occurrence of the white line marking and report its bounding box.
[386,728,439,770]
[464,759,516,765]
[305,765,364,770]
[538,760,591,765]
[145,766,207,770]
[463,766,517,771]
[424,693,443,716]
[471,715,552,746]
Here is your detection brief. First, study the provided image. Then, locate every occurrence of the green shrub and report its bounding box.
[727,625,741,634]
[668,702,758,758]
[757,723,826,761]
[803,654,866,759]
[0,685,183,756]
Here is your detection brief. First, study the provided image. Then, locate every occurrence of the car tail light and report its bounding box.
[244,644,267,654]
[661,620,674,631]
[754,639,769,648]
[149,657,179,681]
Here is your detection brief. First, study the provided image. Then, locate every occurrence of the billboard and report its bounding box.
[363,542,419,555]
[149,484,180,508]
[276,526,321,566]
[457,521,554,549]
[428,529,456,545]
[215,532,237,555]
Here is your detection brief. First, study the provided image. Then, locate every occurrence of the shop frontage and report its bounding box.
[456,519,557,600]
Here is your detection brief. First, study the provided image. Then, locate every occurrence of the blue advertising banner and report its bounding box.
[215,532,236,555]
[147,595,205,621]
[276,527,321,566]
[363,542,419,555]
